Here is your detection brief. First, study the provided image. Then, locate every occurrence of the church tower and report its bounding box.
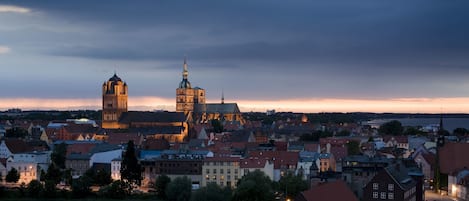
[102,73,128,129]
[176,57,205,115]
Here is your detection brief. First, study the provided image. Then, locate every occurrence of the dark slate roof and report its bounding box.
[129,126,184,135]
[67,153,91,160]
[228,130,253,142]
[385,163,417,191]
[194,103,240,114]
[119,111,186,123]
[90,143,121,154]
[109,73,122,82]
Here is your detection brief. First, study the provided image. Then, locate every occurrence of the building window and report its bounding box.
[213,169,217,174]
[220,169,224,174]
[388,192,394,199]
[206,169,210,174]
[205,175,209,181]
[373,183,379,190]
[373,192,378,198]
[227,169,231,174]
[380,192,386,199]
[388,184,394,191]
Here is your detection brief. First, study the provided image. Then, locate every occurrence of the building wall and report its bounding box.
[0,140,12,158]
[363,170,416,201]
[111,160,121,181]
[202,160,241,188]
[66,159,90,178]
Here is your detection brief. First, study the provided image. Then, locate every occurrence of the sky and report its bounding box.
[1,1,469,113]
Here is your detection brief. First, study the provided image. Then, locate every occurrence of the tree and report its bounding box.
[45,163,62,184]
[277,172,308,199]
[6,127,28,138]
[27,180,44,197]
[51,142,67,169]
[155,174,171,199]
[378,120,404,135]
[100,180,132,199]
[232,170,274,201]
[166,176,192,201]
[346,140,361,155]
[71,177,92,198]
[453,128,469,136]
[95,168,112,186]
[336,130,350,137]
[191,182,231,201]
[6,168,20,183]
[211,119,223,133]
[43,180,57,198]
[121,140,142,186]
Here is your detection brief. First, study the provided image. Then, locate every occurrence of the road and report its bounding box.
[425,190,460,201]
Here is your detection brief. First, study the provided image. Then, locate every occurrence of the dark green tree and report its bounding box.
[378,120,404,135]
[191,182,231,201]
[43,180,57,198]
[6,167,20,183]
[346,140,361,155]
[95,168,112,186]
[6,127,28,138]
[232,170,274,201]
[27,180,44,197]
[121,140,142,186]
[277,172,308,199]
[155,174,171,199]
[71,176,92,198]
[453,128,468,136]
[51,142,67,169]
[336,130,350,137]
[45,163,62,184]
[166,176,192,201]
[100,180,132,199]
[211,119,223,133]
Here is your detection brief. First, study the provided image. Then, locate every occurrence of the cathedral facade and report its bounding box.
[101,73,188,142]
[175,59,244,125]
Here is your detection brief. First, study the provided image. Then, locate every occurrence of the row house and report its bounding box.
[363,163,417,201]
[342,155,391,198]
[248,150,299,181]
[448,169,469,200]
[65,143,121,178]
[6,151,51,184]
[201,157,242,188]
[240,157,274,181]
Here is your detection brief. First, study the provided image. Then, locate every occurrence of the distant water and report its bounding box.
[364,118,469,132]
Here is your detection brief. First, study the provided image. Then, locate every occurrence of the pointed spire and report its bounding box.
[221,89,225,104]
[439,113,444,132]
[183,55,188,80]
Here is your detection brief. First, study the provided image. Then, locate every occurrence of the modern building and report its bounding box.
[202,157,242,188]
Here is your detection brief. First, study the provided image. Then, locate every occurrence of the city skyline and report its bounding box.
[1,1,469,113]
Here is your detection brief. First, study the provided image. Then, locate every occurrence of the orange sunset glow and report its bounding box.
[1,97,469,113]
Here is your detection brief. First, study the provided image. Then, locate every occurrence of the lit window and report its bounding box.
[380,192,386,199]
[388,184,394,191]
[373,183,379,190]
[373,192,378,198]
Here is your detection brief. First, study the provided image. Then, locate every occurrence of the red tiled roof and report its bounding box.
[439,142,469,174]
[5,139,35,154]
[330,146,347,161]
[204,157,241,162]
[383,135,408,144]
[66,143,97,156]
[422,152,435,166]
[142,138,170,150]
[249,151,299,169]
[107,133,142,146]
[297,180,359,201]
[240,158,269,168]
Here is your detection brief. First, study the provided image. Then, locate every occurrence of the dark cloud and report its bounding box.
[2,0,469,101]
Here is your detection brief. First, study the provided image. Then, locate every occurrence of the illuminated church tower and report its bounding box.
[102,73,128,129]
[176,58,205,115]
